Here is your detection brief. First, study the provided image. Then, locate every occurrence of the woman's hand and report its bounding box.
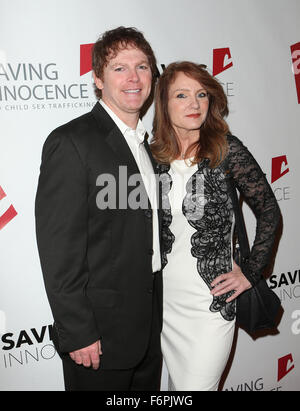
[210,260,252,303]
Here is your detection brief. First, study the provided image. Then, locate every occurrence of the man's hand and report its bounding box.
[69,340,102,370]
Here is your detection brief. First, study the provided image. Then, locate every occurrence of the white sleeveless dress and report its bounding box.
[161,159,235,391]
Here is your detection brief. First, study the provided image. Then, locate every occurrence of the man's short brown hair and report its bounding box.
[92,26,158,99]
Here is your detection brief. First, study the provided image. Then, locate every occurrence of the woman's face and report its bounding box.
[167,71,209,138]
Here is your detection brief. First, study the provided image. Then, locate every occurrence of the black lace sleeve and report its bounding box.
[225,135,281,284]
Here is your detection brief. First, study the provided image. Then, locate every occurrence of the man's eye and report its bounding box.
[138,65,149,70]
[114,67,124,72]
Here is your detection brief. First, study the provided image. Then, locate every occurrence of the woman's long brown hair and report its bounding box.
[151,61,230,167]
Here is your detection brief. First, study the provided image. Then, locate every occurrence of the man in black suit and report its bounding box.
[35,27,162,391]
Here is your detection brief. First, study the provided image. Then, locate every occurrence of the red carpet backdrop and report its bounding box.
[0,0,299,391]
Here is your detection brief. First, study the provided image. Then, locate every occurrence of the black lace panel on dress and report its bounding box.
[158,135,281,321]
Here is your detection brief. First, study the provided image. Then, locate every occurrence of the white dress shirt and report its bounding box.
[100,100,161,272]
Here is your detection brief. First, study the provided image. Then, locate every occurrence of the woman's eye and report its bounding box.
[176,93,186,98]
[138,65,149,70]
[198,92,208,98]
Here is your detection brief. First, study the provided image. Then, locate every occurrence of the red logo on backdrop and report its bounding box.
[213,48,233,76]
[0,186,17,231]
[80,44,234,79]
[271,155,289,184]
[291,42,300,104]
[278,354,295,382]
[80,43,94,76]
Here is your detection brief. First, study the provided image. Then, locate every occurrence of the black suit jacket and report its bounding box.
[35,102,162,369]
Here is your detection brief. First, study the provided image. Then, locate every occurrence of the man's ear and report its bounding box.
[93,71,104,90]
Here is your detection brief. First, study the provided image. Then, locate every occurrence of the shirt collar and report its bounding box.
[100,100,146,144]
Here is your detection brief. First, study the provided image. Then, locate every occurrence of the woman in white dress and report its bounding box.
[150,62,280,391]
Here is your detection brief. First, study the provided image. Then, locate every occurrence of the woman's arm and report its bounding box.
[211,135,281,301]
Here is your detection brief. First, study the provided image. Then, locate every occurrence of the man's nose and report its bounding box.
[127,68,140,82]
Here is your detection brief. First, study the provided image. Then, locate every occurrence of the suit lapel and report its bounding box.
[91,102,151,208]
[144,135,163,239]
[105,127,141,175]
[143,135,158,172]
[91,102,141,175]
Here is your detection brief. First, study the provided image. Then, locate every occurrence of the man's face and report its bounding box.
[94,45,152,124]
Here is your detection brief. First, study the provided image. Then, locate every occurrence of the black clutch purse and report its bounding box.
[226,171,281,334]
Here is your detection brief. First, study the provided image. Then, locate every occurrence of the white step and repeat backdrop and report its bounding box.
[0,0,299,391]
